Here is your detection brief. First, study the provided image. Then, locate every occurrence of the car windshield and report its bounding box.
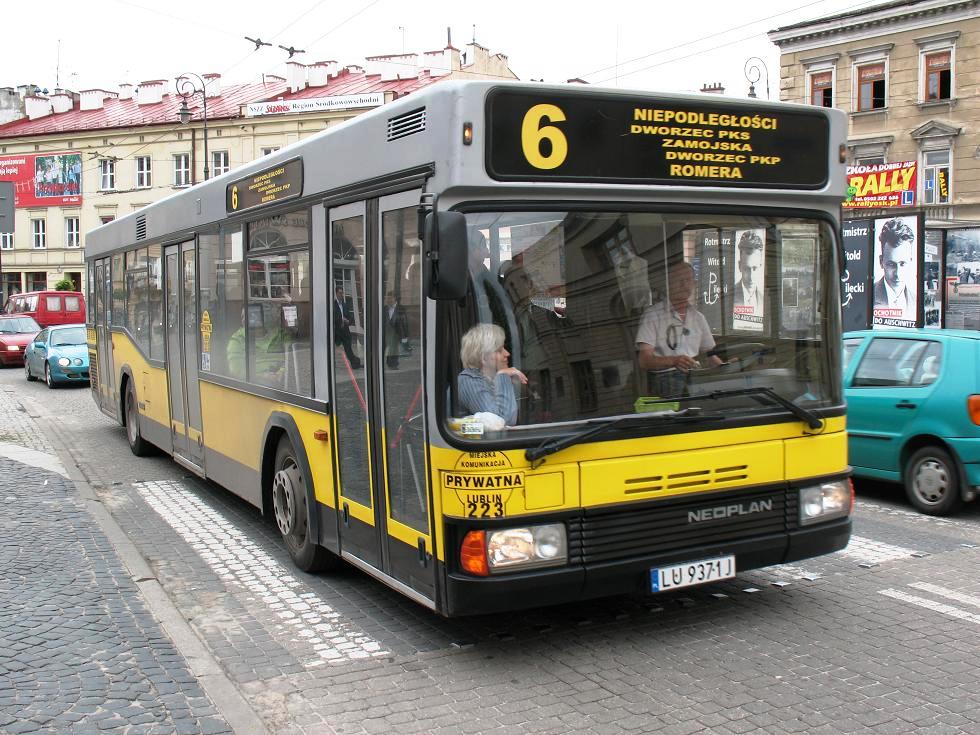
[441,209,841,441]
[51,327,86,346]
[0,317,41,334]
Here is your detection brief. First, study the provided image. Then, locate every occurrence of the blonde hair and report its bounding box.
[460,323,504,370]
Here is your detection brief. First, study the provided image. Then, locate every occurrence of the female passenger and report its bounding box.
[457,323,528,426]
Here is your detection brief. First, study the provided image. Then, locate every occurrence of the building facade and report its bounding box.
[770,0,980,330]
[0,42,515,303]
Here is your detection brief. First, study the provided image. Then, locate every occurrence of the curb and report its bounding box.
[26,397,271,735]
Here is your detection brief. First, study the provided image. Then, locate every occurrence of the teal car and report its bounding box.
[843,329,980,516]
[24,324,90,388]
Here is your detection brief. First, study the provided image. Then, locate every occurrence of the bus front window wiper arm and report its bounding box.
[694,386,824,430]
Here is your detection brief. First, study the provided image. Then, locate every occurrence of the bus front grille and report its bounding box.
[571,487,795,564]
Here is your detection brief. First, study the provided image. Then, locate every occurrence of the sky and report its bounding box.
[3,0,889,100]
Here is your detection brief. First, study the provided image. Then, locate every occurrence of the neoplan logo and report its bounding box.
[688,499,773,523]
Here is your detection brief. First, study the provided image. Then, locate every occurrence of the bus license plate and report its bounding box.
[650,555,735,593]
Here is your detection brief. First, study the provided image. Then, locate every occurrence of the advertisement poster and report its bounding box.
[923,229,942,329]
[872,215,919,329]
[779,236,818,338]
[695,229,726,334]
[843,161,916,209]
[841,219,872,332]
[944,228,980,330]
[732,228,765,332]
[0,152,83,207]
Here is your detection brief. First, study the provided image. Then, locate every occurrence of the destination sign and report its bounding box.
[226,158,303,214]
[486,90,830,189]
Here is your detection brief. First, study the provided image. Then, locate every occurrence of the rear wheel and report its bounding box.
[25,359,35,382]
[272,436,337,572]
[44,363,56,389]
[126,383,152,456]
[905,446,963,516]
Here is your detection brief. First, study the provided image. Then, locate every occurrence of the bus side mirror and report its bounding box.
[426,211,468,301]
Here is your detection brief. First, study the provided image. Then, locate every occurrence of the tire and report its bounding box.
[272,436,337,572]
[25,359,35,382]
[44,363,56,389]
[125,383,152,457]
[905,445,964,516]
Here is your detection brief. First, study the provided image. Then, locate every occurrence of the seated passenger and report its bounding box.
[457,323,527,426]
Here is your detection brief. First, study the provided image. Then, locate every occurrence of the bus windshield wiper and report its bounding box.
[525,409,710,469]
[682,387,824,431]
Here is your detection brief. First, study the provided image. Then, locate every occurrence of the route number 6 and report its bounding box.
[521,104,568,170]
[230,185,239,210]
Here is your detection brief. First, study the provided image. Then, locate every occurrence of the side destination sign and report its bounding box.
[487,90,830,189]
[226,158,303,214]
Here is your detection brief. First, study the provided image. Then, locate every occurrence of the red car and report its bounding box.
[0,315,41,365]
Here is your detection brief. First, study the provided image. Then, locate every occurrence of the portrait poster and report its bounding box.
[944,228,980,330]
[923,229,942,329]
[840,219,872,332]
[871,214,919,329]
[779,236,818,338]
[732,228,766,333]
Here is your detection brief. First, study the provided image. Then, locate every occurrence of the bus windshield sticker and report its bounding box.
[226,158,304,214]
[486,90,830,189]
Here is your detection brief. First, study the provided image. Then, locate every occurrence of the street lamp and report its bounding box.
[175,73,210,181]
[744,57,770,100]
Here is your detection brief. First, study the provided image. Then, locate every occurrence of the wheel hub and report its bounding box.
[272,466,300,535]
[915,460,947,503]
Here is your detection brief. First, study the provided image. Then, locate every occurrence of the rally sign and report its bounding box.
[843,161,916,209]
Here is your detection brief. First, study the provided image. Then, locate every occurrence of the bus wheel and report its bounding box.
[126,383,152,457]
[272,437,336,572]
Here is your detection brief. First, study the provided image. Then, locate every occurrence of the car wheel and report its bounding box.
[272,436,338,572]
[905,446,964,516]
[25,358,35,382]
[126,383,152,457]
[44,363,56,389]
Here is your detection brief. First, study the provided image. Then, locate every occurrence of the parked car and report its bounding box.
[3,290,86,328]
[843,329,980,515]
[0,315,42,365]
[24,324,90,388]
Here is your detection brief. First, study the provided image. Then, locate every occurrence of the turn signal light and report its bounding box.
[968,395,980,426]
[460,530,489,576]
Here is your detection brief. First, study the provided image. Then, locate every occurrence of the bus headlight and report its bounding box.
[799,480,852,525]
[487,523,567,572]
[58,357,71,366]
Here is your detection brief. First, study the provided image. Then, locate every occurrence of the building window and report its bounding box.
[31,219,46,249]
[136,155,152,188]
[809,71,833,107]
[100,215,115,225]
[212,150,229,176]
[99,159,115,190]
[0,233,12,250]
[174,154,190,187]
[261,146,280,156]
[922,149,951,205]
[27,272,46,291]
[856,62,886,111]
[856,156,885,167]
[65,217,80,248]
[924,51,951,101]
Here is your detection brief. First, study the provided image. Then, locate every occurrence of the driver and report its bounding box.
[636,260,724,373]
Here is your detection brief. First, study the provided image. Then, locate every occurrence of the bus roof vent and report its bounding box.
[135,214,147,241]
[387,107,426,142]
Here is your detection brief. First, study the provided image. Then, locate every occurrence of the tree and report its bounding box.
[54,277,76,291]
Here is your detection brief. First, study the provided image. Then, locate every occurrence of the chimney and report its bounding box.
[286,61,307,93]
[25,95,53,120]
[308,61,337,87]
[50,91,73,113]
[265,74,286,83]
[80,89,114,110]
[118,83,134,100]
[364,53,418,80]
[423,47,458,77]
[700,82,725,95]
[136,80,166,105]
[203,73,221,98]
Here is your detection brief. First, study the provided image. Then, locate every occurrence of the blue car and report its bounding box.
[843,329,980,516]
[24,324,90,388]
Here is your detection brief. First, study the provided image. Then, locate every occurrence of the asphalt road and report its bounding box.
[6,364,980,735]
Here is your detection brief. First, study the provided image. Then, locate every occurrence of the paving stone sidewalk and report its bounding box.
[0,386,232,735]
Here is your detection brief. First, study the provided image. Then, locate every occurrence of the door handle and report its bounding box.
[896,402,917,409]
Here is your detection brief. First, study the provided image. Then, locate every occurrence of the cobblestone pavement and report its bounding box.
[8,370,980,734]
[0,383,233,735]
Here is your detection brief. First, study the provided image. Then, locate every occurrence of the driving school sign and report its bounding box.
[843,161,916,209]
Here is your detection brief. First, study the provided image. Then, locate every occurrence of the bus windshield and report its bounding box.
[443,209,840,438]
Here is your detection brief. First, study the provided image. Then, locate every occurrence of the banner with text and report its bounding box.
[0,152,83,207]
[246,93,385,117]
[843,161,916,209]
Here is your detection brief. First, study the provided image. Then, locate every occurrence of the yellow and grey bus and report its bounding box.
[86,81,852,616]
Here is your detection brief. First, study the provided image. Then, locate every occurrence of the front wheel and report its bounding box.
[272,437,338,572]
[25,359,35,382]
[44,363,56,389]
[905,446,964,516]
[126,383,153,457]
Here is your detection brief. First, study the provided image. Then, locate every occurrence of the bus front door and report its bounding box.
[94,258,115,416]
[328,193,436,608]
[164,241,205,470]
